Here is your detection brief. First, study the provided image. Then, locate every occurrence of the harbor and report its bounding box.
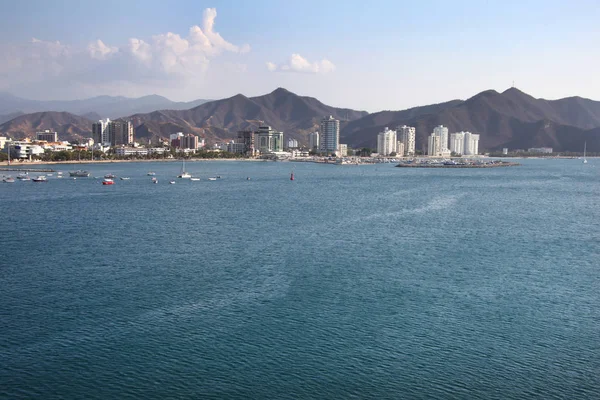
[396,159,520,168]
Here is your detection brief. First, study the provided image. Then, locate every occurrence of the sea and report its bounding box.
[1,159,599,399]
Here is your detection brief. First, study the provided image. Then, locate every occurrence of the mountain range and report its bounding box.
[1,87,600,152]
[0,92,211,120]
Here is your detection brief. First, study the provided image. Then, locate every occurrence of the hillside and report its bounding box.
[0,112,92,141]
[342,88,600,152]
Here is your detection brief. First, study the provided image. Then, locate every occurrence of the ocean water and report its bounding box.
[1,159,599,399]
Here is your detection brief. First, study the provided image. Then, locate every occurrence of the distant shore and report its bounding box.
[0,158,268,167]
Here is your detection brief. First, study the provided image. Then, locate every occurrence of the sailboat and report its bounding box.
[177,158,191,178]
[583,141,588,164]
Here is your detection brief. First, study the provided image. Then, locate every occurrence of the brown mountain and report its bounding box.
[129,88,369,144]
[0,112,92,141]
[343,88,600,152]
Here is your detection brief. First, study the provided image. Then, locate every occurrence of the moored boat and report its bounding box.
[69,170,90,177]
[32,176,47,182]
[102,178,114,185]
[3,176,15,183]
[17,173,30,181]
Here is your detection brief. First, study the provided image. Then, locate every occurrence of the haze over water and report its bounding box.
[1,159,599,399]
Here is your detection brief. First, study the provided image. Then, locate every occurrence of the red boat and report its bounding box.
[102,178,114,185]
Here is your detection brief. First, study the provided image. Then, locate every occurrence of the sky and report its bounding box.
[0,0,599,112]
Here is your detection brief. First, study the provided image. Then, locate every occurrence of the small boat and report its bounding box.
[32,176,47,182]
[69,170,90,177]
[208,177,217,181]
[216,175,222,179]
[17,173,30,181]
[147,172,156,176]
[583,141,588,164]
[169,180,176,184]
[151,177,158,184]
[104,173,116,179]
[177,158,191,178]
[102,178,114,185]
[57,171,63,175]
[3,176,15,183]
[190,177,200,181]
[120,177,130,180]
[246,177,251,180]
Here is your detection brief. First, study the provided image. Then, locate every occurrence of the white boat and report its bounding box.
[177,159,191,178]
[583,141,588,164]
[104,173,116,179]
[190,177,200,181]
[3,176,15,183]
[151,177,158,184]
[17,173,30,181]
[169,180,176,184]
[120,177,130,180]
[147,172,156,176]
[208,177,217,181]
[32,176,47,182]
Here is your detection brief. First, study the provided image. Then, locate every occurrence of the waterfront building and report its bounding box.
[396,142,405,157]
[236,130,256,156]
[227,141,246,154]
[114,147,167,157]
[397,125,416,155]
[428,125,450,156]
[181,134,199,150]
[309,132,319,151]
[36,129,58,142]
[170,132,184,148]
[108,120,134,146]
[339,144,348,157]
[528,147,553,153]
[320,115,339,155]
[255,125,284,154]
[377,127,397,156]
[92,118,111,147]
[287,138,299,149]
[450,132,465,155]
[463,132,480,155]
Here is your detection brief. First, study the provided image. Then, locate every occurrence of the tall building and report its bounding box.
[428,125,450,156]
[463,132,480,155]
[36,129,58,142]
[237,130,256,156]
[397,125,416,155]
[109,120,134,146]
[377,127,397,156]
[255,125,284,154]
[320,115,339,154]
[309,132,319,150]
[181,134,199,150]
[449,132,465,154]
[170,132,184,148]
[287,138,299,149]
[92,118,111,147]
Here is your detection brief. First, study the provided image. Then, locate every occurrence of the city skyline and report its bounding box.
[1,1,599,112]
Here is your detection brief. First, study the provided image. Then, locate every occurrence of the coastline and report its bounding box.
[0,158,266,167]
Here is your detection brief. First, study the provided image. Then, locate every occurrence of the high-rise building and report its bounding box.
[377,127,397,156]
[109,120,134,146]
[463,132,480,155]
[170,132,184,148]
[92,118,111,147]
[397,125,416,155]
[428,125,450,156]
[237,130,256,156]
[181,134,199,150]
[449,132,465,154]
[449,131,480,156]
[36,129,58,142]
[320,115,339,154]
[255,125,284,154]
[309,132,319,150]
[287,138,299,149]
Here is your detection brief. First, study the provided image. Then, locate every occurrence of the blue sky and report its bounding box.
[0,0,598,111]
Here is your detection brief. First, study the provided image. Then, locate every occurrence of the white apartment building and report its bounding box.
[377,127,397,156]
[397,125,416,155]
[36,129,58,142]
[449,131,480,156]
[428,125,450,156]
[339,144,348,157]
[320,115,339,154]
[255,125,284,154]
[528,147,553,153]
[287,138,299,149]
[309,132,319,150]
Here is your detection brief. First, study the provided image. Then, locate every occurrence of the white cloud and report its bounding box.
[0,8,250,96]
[266,54,336,74]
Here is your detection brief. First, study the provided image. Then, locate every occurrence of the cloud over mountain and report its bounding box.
[0,8,249,96]
[266,54,335,74]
